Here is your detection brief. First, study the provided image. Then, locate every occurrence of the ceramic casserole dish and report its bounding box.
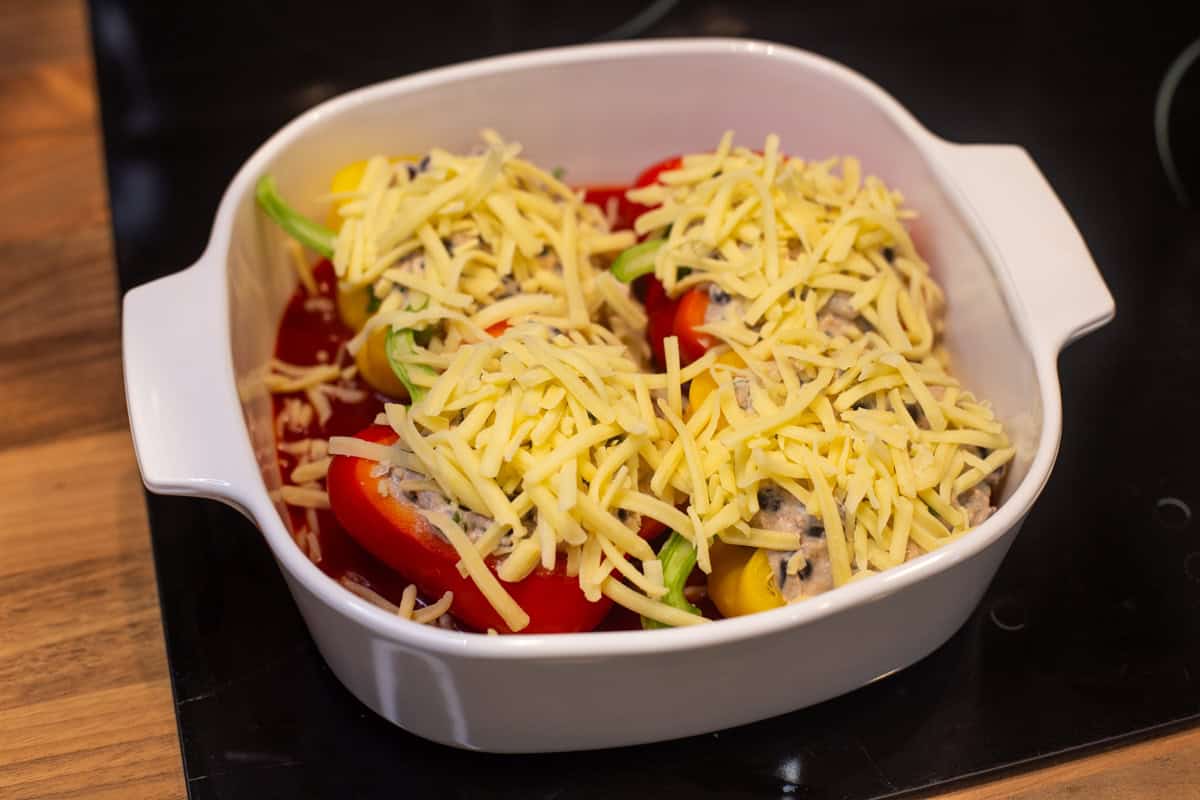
[122,38,1114,752]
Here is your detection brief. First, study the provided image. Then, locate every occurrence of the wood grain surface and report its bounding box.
[0,2,1196,798]
[0,2,185,796]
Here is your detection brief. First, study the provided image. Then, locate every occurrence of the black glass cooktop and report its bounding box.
[93,2,1200,797]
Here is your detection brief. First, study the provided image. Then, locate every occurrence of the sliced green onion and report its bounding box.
[255,175,336,258]
[611,237,667,283]
[385,325,436,403]
[365,285,382,313]
[642,531,701,630]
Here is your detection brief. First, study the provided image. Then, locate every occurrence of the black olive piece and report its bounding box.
[776,557,790,589]
[757,488,782,512]
[882,246,895,263]
[808,525,825,539]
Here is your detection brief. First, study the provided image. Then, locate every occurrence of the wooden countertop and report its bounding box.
[0,2,1196,798]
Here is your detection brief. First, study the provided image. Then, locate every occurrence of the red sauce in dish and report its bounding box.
[581,185,642,232]
[272,260,426,614]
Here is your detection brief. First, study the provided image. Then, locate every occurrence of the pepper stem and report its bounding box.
[255,175,336,258]
[642,531,702,629]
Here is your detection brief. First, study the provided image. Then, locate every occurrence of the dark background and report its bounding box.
[92,1,1200,797]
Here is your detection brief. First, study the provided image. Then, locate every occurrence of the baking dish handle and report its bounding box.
[123,261,256,509]
[935,142,1115,354]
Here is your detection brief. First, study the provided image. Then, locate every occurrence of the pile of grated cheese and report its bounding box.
[656,335,1014,589]
[331,131,645,364]
[629,131,946,360]
[264,130,647,415]
[622,133,1014,587]
[294,131,1014,630]
[331,319,726,631]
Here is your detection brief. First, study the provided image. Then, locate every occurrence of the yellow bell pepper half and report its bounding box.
[688,351,745,420]
[706,540,785,618]
[328,156,421,332]
[337,284,374,332]
[327,155,421,230]
[355,327,409,399]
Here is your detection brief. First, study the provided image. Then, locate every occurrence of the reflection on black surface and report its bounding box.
[94,2,1200,798]
[1157,36,1200,206]
[92,0,159,135]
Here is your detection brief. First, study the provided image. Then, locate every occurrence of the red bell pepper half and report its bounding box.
[672,287,714,365]
[645,290,678,370]
[611,156,684,369]
[626,155,684,224]
[327,425,613,633]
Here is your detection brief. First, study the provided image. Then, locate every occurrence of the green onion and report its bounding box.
[383,292,436,402]
[365,286,382,313]
[255,175,336,258]
[385,326,435,403]
[611,237,666,283]
[642,532,701,630]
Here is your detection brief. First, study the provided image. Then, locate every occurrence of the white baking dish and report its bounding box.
[122,38,1113,752]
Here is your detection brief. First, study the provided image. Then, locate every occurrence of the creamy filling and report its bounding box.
[753,471,1000,605]
[704,283,743,324]
[957,483,995,527]
[382,464,645,550]
[754,483,835,603]
[816,290,864,338]
[386,466,494,541]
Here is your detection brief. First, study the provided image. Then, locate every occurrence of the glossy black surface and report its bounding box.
[93,2,1200,797]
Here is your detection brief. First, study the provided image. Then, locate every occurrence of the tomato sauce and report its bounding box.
[272,260,425,613]
[581,185,642,232]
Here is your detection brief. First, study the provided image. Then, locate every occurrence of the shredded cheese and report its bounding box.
[280,130,1014,630]
[279,485,330,509]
